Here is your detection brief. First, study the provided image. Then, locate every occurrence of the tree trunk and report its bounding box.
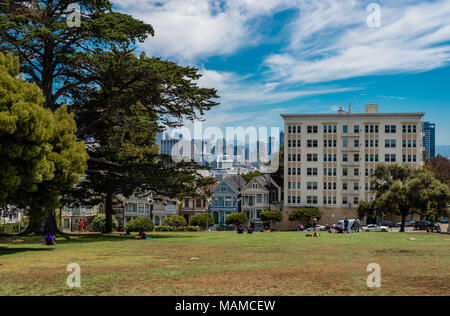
[27,209,59,235]
[400,214,407,233]
[105,193,113,233]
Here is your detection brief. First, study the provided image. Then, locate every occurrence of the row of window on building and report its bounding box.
[287,153,418,164]
[286,195,363,206]
[287,181,375,191]
[287,124,419,134]
[287,138,418,148]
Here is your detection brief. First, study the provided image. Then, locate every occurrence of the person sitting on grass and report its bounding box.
[247,226,253,234]
[138,231,147,240]
[43,233,56,246]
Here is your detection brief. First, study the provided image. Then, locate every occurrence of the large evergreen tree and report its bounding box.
[66,49,217,232]
[0,52,87,232]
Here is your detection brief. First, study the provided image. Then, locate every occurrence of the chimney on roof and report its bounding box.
[365,103,379,113]
[349,103,352,114]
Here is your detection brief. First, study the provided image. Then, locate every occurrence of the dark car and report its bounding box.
[414,221,432,230]
[378,221,392,228]
[395,220,415,227]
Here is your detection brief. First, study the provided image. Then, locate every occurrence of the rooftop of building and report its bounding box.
[281,103,425,119]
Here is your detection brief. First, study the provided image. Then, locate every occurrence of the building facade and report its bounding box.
[62,205,99,232]
[152,196,179,226]
[241,175,282,230]
[180,193,209,226]
[422,121,436,160]
[210,175,246,228]
[123,193,152,228]
[281,103,425,227]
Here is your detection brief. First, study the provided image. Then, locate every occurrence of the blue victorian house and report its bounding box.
[210,175,246,229]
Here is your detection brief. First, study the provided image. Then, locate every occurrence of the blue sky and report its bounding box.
[113,0,450,145]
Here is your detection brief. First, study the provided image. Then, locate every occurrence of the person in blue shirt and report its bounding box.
[344,218,349,232]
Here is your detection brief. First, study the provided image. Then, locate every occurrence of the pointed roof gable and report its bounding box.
[214,174,246,194]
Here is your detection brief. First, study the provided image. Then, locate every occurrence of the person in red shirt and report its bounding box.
[79,220,84,233]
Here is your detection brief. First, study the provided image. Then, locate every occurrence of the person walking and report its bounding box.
[344,217,349,233]
[79,219,84,233]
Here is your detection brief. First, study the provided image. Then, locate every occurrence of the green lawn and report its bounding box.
[0,232,449,296]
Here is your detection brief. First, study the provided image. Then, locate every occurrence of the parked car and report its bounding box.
[414,221,433,230]
[362,224,389,232]
[378,221,392,227]
[395,220,415,227]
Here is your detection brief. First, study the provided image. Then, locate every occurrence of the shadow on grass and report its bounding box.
[0,232,200,245]
[55,233,200,244]
[0,247,54,257]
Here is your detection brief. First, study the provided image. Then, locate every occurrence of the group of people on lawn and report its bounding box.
[295,217,362,234]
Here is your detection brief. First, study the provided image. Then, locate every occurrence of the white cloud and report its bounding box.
[265,0,450,83]
[112,0,297,61]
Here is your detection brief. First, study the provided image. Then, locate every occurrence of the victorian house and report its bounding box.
[210,175,246,229]
[152,196,180,226]
[123,193,152,228]
[241,175,282,231]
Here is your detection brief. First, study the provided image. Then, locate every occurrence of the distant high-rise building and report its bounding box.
[159,138,180,156]
[423,121,436,160]
[256,140,268,169]
[280,130,284,147]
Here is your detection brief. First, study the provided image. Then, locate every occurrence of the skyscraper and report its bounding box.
[422,121,436,160]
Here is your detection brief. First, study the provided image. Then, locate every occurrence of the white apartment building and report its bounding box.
[281,103,425,226]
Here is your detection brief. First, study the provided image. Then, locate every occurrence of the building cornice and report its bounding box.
[281,113,425,119]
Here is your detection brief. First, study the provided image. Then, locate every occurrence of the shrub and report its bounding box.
[155,226,200,232]
[260,211,283,228]
[126,217,154,233]
[225,213,247,227]
[163,216,187,227]
[190,213,215,229]
[92,214,118,233]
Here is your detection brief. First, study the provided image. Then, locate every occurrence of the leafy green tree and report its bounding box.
[190,213,215,230]
[289,207,321,226]
[371,164,449,232]
[407,170,450,221]
[163,216,187,228]
[92,213,118,233]
[126,217,154,233]
[260,211,283,228]
[357,200,380,219]
[225,213,248,228]
[425,155,450,186]
[371,164,415,232]
[0,52,87,233]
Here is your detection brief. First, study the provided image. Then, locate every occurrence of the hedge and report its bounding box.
[155,226,200,232]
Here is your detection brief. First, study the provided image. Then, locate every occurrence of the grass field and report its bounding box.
[0,231,449,296]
